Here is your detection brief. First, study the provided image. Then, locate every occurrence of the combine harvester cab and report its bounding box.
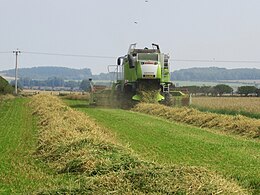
[116,43,172,104]
[91,43,189,108]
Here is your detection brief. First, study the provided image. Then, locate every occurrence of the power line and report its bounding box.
[23,51,117,59]
[0,51,12,54]
[2,49,260,64]
[23,51,260,63]
[170,59,260,64]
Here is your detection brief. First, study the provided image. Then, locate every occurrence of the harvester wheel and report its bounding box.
[162,93,173,106]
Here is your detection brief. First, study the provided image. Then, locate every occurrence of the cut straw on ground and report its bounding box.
[132,103,260,139]
[30,94,248,194]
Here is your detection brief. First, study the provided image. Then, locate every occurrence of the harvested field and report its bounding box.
[132,103,260,139]
[29,95,247,194]
[192,97,260,115]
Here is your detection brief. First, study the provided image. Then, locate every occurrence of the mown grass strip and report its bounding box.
[0,98,37,193]
[0,98,51,194]
[30,95,248,194]
[66,100,260,194]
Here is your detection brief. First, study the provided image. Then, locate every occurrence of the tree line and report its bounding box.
[177,84,260,97]
[2,67,260,81]
[13,77,95,92]
[5,76,260,97]
[13,77,81,90]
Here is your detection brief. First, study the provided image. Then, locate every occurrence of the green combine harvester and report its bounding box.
[92,43,189,107]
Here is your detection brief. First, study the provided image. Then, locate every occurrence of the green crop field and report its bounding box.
[67,99,260,194]
[1,97,259,194]
[0,98,42,193]
[0,98,39,193]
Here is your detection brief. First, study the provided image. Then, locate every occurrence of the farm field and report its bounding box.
[0,96,259,194]
[192,97,260,118]
[67,99,260,194]
[26,95,250,194]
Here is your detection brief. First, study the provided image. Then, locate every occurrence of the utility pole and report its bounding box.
[13,49,21,95]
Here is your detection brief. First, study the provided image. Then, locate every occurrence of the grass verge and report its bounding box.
[0,98,40,193]
[0,98,71,194]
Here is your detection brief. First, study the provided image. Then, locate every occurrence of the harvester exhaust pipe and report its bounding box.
[152,43,160,51]
[128,54,135,68]
[117,56,124,66]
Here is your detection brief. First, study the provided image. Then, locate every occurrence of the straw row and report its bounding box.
[132,103,260,139]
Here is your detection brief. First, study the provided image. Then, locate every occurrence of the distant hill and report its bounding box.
[0,66,92,80]
[92,67,260,81]
[171,67,260,81]
[1,66,260,81]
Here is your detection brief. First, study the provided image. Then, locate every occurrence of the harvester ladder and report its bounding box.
[163,84,170,93]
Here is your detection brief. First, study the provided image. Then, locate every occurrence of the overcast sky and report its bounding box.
[0,0,260,74]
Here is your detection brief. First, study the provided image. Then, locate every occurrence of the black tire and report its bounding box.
[162,93,173,106]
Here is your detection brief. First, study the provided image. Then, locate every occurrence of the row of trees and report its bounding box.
[2,67,260,81]
[180,84,260,96]
[237,86,260,97]
[12,77,260,97]
[15,77,93,91]
[15,77,81,90]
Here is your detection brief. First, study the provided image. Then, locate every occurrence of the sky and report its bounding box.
[0,0,260,74]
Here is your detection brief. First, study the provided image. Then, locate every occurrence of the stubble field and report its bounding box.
[191,96,260,118]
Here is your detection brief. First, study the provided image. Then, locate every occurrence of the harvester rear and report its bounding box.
[114,43,172,105]
[91,43,189,108]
